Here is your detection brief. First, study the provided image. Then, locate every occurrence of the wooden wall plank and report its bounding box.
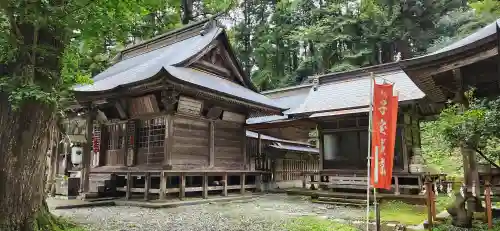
[171,116,210,169]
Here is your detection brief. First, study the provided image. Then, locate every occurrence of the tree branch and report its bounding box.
[475,148,500,169]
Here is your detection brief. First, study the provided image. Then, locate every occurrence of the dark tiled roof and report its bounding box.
[288,68,425,116]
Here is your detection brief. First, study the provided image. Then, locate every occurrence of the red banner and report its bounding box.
[370,82,398,189]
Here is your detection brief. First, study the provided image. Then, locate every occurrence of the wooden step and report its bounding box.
[312,199,365,207]
[316,196,367,204]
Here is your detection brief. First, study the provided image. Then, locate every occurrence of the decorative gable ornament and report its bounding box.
[177,96,203,116]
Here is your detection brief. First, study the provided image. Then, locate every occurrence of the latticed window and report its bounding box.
[107,123,124,150]
[138,117,166,148]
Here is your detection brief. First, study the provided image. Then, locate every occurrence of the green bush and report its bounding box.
[284,216,358,231]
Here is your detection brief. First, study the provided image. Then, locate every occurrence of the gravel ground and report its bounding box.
[50,194,364,231]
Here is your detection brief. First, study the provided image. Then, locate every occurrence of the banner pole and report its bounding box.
[366,72,375,231]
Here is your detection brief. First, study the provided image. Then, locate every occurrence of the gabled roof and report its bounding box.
[402,18,500,68]
[246,84,311,124]
[73,19,286,112]
[287,65,425,116]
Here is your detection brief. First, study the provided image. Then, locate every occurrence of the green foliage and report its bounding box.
[228,0,493,90]
[431,92,500,151]
[0,0,183,111]
[33,208,85,231]
[369,201,427,225]
[284,216,358,231]
[421,121,463,176]
[432,218,500,231]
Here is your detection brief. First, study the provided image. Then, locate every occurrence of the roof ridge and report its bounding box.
[309,62,400,85]
[261,84,313,95]
[122,18,212,53]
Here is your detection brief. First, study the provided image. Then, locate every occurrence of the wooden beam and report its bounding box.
[184,42,219,67]
[203,173,208,199]
[115,101,128,119]
[218,43,247,86]
[159,171,167,200]
[196,60,232,77]
[209,121,215,168]
[144,172,150,201]
[245,119,316,131]
[422,47,498,77]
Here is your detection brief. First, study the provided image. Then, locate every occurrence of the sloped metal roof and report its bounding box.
[246,85,311,124]
[246,130,311,146]
[288,68,425,116]
[269,142,319,153]
[74,27,222,92]
[165,67,284,109]
[73,23,285,111]
[431,19,500,55]
[403,19,500,66]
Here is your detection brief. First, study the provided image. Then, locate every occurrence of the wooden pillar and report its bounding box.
[240,173,246,194]
[485,179,493,229]
[46,125,59,194]
[258,133,262,170]
[163,115,173,168]
[159,171,167,200]
[317,126,324,171]
[120,123,127,166]
[126,172,132,200]
[222,173,228,196]
[144,172,150,201]
[50,138,61,196]
[81,107,95,194]
[179,173,186,200]
[302,173,307,189]
[256,173,263,192]
[425,177,433,229]
[394,176,400,195]
[99,124,108,166]
[242,127,247,170]
[209,121,215,168]
[203,173,208,199]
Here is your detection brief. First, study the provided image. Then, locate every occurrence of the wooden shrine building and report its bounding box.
[247,18,500,195]
[50,18,294,200]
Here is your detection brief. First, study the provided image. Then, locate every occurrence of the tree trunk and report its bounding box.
[181,0,194,24]
[0,95,55,230]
